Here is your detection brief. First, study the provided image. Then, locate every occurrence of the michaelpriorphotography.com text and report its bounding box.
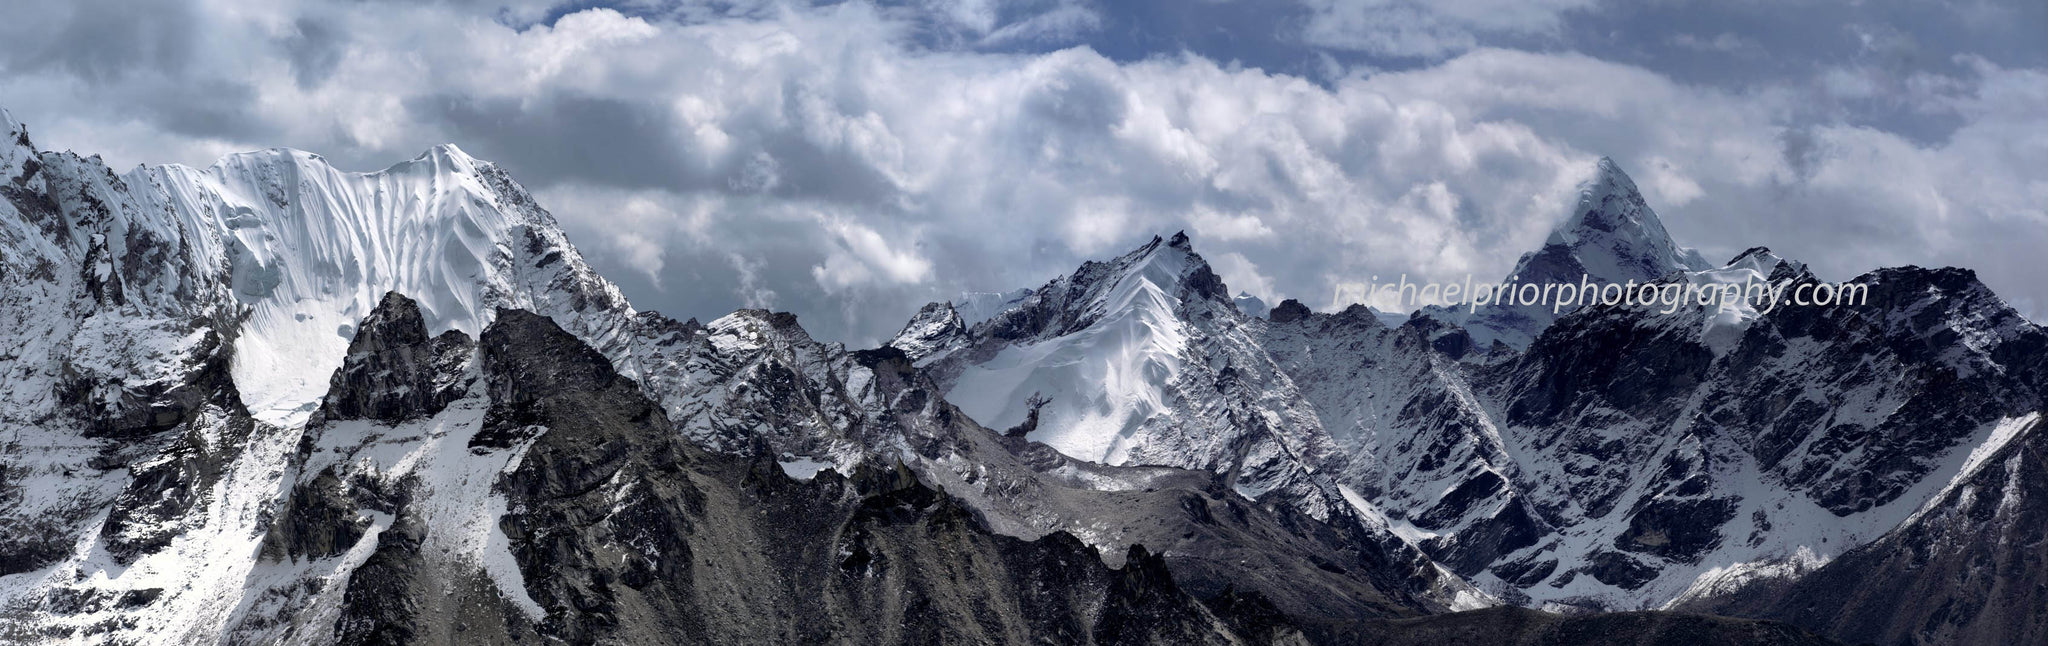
[1336,273,1870,315]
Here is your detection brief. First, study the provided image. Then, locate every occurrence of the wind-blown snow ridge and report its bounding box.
[1905,412,2043,527]
[952,288,1032,327]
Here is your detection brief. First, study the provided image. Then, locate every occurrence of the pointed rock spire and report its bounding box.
[1435,157,1712,349]
[1541,157,1710,283]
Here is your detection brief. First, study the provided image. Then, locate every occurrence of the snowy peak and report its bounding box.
[1113,231,1234,314]
[956,231,1256,361]
[1538,157,1711,282]
[1438,157,1712,349]
[941,233,1222,462]
[972,232,1234,344]
[0,108,636,427]
[889,301,967,361]
[929,231,1346,521]
[166,141,543,326]
[700,308,820,356]
[420,142,480,166]
[1724,246,1799,275]
[1234,291,1270,318]
[140,144,551,422]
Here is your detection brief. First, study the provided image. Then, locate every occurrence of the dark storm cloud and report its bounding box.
[1551,0,2047,144]
[283,16,350,90]
[407,92,700,188]
[149,79,268,141]
[1778,127,1822,183]
[407,86,910,211]
[4,0,201,82]
[0,0,277,151]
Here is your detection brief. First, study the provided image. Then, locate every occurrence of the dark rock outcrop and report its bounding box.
[262,292,474,564]
[1269,299,1313,324]
[92,346,258,565]
[1701,266,2048,516]
[1337,606,1837,646]
[317,291,474,424]
[258,466,368,562]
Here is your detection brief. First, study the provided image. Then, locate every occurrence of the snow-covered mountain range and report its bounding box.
[885,151,2046,639]
[0,105,2034,645]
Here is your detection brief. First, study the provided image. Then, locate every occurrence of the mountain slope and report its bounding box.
[9,293,1261,645]
[1461,258,2048,610]
[622,298,1488,623]
[885,233,1504,611]
[890,187,2048,619]
[1255,303,1544,580]
[0,110,1498,641]
[0,108,2024,644]
[0,111,654,640]
[908,233,1344,513]
[1681,414,2048,645]
[1223,156,2048,616]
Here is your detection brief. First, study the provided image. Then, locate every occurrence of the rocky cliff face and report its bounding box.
[0,109,275,642]
[603,291,1489,625]
[1458,257,2048,610]
[314,292,475,425]
[1681,414,2048,646]
[206,294,1853,645]
[1255,304,1543,580]
[184,294,1275,645]
[480,307,1252,645]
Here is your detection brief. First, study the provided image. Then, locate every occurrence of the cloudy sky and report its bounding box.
[2,0,2042,344]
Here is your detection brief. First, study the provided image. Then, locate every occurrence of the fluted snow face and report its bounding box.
[0,116,642,437]
[118,144,636,424]
[0,126,653,641]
